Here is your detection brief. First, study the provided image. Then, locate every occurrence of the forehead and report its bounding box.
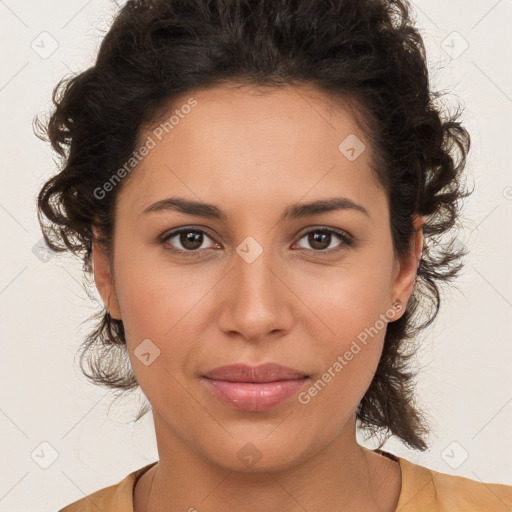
[147,83,369,150]
[119,84,385,218]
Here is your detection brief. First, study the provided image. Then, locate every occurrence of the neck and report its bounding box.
[135,413,401,512]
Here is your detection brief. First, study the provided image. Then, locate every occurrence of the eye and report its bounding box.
[162,228,219,257]
[293,227,353,254]
[161,226,353,257]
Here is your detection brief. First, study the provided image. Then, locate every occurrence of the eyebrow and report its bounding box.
[140,196,370,221]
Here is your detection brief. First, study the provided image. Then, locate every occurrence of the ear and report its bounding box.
[91,229,122,320]
[390,213,424,317]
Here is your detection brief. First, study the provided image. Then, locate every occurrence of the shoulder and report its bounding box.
[396,456,512,511]
[57,461,158,512]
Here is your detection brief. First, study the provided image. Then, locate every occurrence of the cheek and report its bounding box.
[296,258,392,347]
[113,248,209,337]
[293,264,391,409]
[112,257,213,395]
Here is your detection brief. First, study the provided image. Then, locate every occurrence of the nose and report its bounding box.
[217,244,294,343]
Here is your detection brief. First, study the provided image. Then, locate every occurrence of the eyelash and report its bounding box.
[161,226,354,258]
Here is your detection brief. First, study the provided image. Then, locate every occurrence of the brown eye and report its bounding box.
[161,226,353,258]
[162,228,217,255]
[295,228,353,253]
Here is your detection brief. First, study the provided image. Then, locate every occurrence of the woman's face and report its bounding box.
[94,84,421,471]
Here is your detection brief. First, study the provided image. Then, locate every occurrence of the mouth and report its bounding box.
[202,362,310,383]
[201,363,311,411]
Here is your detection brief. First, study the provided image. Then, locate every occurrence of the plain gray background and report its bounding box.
[0,0,511,510]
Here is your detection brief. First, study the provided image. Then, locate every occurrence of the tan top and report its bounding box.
[58,450,512,511]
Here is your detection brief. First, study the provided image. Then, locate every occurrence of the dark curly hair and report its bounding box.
[34,0,473,452]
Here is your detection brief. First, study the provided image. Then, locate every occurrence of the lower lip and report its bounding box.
[202,377,309,411]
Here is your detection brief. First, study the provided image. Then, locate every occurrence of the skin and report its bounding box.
[93,84,424,512]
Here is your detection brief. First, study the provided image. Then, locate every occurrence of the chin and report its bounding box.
[195,432,313,473]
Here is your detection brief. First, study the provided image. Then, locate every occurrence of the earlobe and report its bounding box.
[91,239,122,320]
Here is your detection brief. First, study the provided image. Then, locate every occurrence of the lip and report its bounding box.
[201,363,310,411]
[202,363,309,382]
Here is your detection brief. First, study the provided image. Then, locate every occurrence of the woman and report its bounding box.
[35,0,512,510]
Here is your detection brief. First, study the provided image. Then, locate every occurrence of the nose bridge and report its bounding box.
[235,242,276,299]
[219,237,291,339]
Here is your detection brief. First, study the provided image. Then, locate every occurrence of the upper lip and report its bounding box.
[202,363,310,383]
